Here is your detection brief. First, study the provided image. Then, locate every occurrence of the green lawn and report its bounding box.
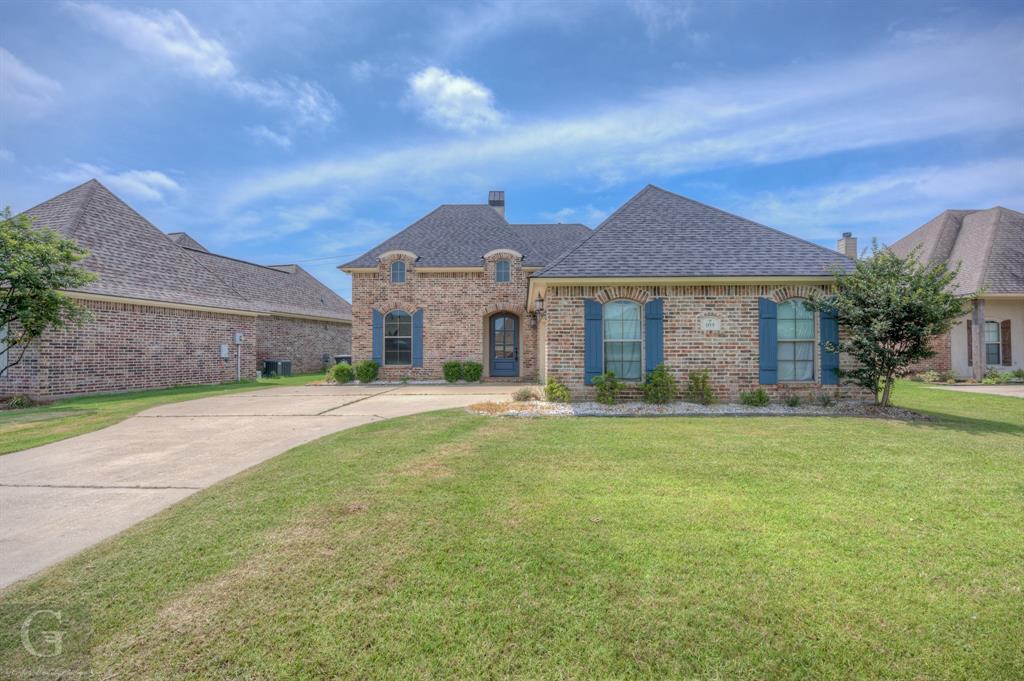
[1,382,1021,679]
[0,373,322,455]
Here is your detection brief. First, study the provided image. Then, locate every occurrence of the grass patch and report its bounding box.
[1,382,1021,678]
[0,373,322,455]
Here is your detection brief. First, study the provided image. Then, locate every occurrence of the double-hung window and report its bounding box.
[984,321,1001,365]
[777,299,815,381]
[390,261,406,284]
[603,300,642,380]
[384,311,412,365]
[495,259,511,283]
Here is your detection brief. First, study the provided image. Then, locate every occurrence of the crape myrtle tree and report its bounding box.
[1,207,96,379]
[809,241,966,407]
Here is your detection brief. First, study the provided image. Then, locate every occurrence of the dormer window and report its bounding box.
[390,260,406,284]
[495,259,511,283]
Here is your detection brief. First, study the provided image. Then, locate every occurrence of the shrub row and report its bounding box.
[442,361,483,383]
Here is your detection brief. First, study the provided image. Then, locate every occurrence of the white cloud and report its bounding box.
[0,47,62,116]
[407,66,503,133]
[627,0,696,40]
[433,1,586,56]
[736,158,1024,243]
[541,205,610,225]
[0,148,13,163]
[246,125,292,149]
[222,23,1023,214]
[54,163,182,202]
[65,2,336,126]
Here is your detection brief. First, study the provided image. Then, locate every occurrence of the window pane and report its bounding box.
[779,361,795,381]
[605,341,641,380]
[779,341,795,361]
[391,261,405,283]
[385,338,411,365]
[385,311,411,337]
[604,301,640,340]
[986,343,1000,365]
[794,341,814,361]
[794,360,813,381]
[496,260,511,282]
[795,318,814,339]
[984,322,1000,343]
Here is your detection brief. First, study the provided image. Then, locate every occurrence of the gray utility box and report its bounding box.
[333,355,353,366]
[262,359,292,377]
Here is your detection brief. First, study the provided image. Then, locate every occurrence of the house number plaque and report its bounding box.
[700,317,722,332]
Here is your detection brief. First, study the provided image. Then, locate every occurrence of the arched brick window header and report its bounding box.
[593,287,650,305]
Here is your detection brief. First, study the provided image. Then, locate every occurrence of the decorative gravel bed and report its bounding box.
[470,399,929,420]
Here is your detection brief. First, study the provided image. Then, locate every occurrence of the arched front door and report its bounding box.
[490,313,519,377]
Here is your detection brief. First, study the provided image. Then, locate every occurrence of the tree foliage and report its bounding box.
[1,207,96,378]
[810,242,966,406]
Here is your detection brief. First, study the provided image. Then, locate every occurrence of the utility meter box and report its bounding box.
[219,344,230,359]
[233,332,244,344]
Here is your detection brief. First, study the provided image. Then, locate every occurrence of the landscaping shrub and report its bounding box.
[513,388,537,402]
[642,364,677,404]
[982,369,1010,385]
[740,387,770,407]
[354,360,379,383]
[3,394,33,410]
[785,395,801,408]
[685,369,716,405]
[591,372,622,405]
[544,379,571,403]
[819,393,834,407]
[461,361,483,382]
[330,362,354,384]
[442,361,463,383]
[1013,368,1024,380]
[914,370,942,383]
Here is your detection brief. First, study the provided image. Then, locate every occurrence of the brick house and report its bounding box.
[889,207,1023,379]
[343,185,867,400]
[1,180,351,398]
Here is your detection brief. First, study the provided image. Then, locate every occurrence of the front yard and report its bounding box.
[1,382,1021,679]
[0,373,322,455]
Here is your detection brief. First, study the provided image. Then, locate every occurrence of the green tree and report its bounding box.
[1,207,96,378]
[810,242,966,406]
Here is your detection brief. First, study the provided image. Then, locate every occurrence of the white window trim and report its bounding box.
[602,299,644,382]
[383,310,412,366]
[777,298,817,384]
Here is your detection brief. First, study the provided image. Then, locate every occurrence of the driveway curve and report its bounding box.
[0,384,519,588]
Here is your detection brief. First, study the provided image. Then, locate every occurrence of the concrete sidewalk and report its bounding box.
[0,384,520,588]
[927,384,1024,398]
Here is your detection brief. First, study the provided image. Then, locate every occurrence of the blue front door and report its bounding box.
[490,314,519,377]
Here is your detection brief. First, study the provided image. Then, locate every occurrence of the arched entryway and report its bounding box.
[489,313,519,377]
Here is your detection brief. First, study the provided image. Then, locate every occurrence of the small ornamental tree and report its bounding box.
[1,207,96,378]
[810,242,966,407]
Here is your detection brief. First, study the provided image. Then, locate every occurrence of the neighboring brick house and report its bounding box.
[343,185,867,400]
[889,207,1023,379]
[1,180,351,398]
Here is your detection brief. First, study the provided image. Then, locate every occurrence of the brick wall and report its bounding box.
[0,299,257,398]
[351,252,536,381]
[905,330,952,374]
[543,283,871,401]
[254,315,352,375]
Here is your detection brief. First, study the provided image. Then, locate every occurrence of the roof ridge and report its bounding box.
[184,246,294,274]
[535,185,657,276]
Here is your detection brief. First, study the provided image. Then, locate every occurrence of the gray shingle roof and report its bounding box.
[21,180,351,321]
[535,185,856,278]
[888,206,1024,295]
[184,249,351,320]
[167,232,208,252]
[341,204,591,268]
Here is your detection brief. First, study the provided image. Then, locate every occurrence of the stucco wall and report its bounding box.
[950,298,1024,378]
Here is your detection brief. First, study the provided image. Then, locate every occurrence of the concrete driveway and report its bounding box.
[928,383,1024,398]
[0,384,520,589]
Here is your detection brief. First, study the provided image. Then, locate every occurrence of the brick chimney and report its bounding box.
[488,190,505,217]
[837,232,857,259]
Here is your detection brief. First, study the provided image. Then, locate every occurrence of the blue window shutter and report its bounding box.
[644,298,664,376]
[584,299,603,385]
[820,308,839,385]
[412,309,424,367]
[758,298,778,385]
[372,309,383,366]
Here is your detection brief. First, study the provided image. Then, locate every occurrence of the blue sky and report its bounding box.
[2,1,1022,300]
